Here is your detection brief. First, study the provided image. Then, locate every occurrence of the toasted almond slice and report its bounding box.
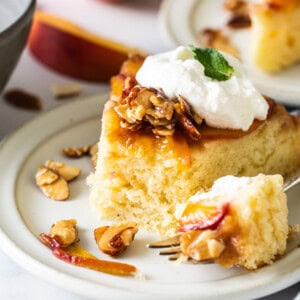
[35,166,59,186]
[51,83,81,99]
[94,222,138,257]
[45,160,81,182]
[94,226,110,245]
[62,146,90,158]
[207,239,225,258]
[40,176,69,201]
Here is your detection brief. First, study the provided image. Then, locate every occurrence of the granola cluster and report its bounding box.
[113,85,203,141]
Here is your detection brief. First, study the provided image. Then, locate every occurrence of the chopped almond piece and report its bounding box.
[51,83,81,99]
[62,145,91,158]
[50,219,79,247]
[45,160,80,181]
[39,176,69,201]
[35,166,59,186]
[94,222,138,256]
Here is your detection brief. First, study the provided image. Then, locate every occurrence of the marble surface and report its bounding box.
[0,0,299,299]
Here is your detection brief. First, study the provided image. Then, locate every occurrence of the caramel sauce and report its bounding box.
[199,97,275,140]
[180,210,242,268]
[120,54,145,77]
[40,233,137,276]
[213,213,241,268]
[55,244,137,276]
[156,133,191,169]
[66,243,97,259]
[106,106,192,169]
[105,98,276,169]
[108,54,276,167]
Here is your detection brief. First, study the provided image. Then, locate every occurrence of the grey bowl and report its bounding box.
[0,0,36,92]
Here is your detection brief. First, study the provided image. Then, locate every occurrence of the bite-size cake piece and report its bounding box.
[179,174,288,270]
[250,0,300,72]
[88,46,300,237]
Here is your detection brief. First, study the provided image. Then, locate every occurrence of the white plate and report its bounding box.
[159,0,300,106]
[0,93,300,300]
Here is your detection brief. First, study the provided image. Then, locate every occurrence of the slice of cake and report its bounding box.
[250,0,300,72]
[179,174,288,270]
[88,46,300,237]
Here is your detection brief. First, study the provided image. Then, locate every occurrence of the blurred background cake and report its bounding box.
[250,0,300,72]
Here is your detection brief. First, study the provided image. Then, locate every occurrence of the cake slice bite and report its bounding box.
[179,174,288,270]
[88,46,300,237]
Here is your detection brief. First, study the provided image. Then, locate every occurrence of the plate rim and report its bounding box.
[0,92,300,299]
[158,0,300,107]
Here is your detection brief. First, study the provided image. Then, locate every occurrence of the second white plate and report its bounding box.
[159,0,300,106]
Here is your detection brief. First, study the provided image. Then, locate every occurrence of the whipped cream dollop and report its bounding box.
[136,46,269,131]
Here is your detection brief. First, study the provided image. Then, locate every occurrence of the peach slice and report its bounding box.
[40,233,137,276]
[28,11,147,82]
[179,202,230,232]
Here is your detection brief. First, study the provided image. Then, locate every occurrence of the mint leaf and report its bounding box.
[190,46,234,81]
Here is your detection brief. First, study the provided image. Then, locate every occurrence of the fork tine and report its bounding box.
[147,235,181,248]
[159,246,181,255]
[147,235,218,264]
[169,253,182,260]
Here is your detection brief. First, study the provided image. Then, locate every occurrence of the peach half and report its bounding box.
[28,11,147,82]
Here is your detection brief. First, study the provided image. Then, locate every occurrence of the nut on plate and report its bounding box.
[35,160,81,201]
[62,145,91,158]
[35,166,59,185]
[94,222,138,256]
[51,82,81,99]
[40,220,138,277]
[62,144,98,168]
[35,165,69,201]
[45,160,80,181]
[3,88,42,111]
[49,219,79,248]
